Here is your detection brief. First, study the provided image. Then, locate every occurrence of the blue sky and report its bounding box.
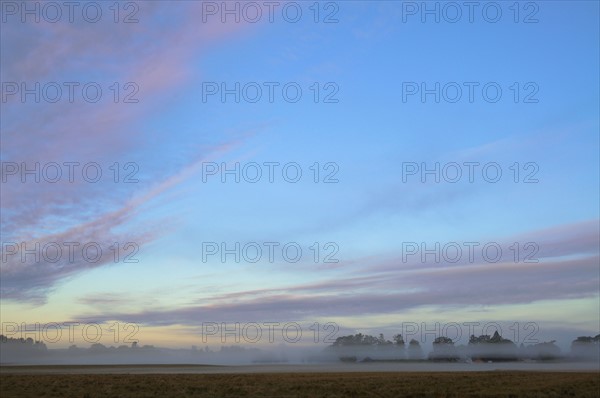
[1,1,598,350]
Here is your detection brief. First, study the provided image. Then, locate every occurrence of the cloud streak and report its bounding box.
[1,3,257,302]
[74,220,599,326]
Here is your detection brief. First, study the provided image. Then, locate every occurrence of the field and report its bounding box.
[1,367,599,398]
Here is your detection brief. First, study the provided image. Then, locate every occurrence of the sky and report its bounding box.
[0,1,599,353]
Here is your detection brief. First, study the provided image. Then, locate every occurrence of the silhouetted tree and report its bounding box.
[526,340,561,360]
[407,339,423,360]
[332,333,381,346]
[570,335,600,361]
[429,336,459,361]
[330,333,398,362]
[0,334,47,351]
[377,334,392,346]
[468,331,518,361]
[393,334,405,347]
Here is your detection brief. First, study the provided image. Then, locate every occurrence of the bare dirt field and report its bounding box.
[1,366,598,397]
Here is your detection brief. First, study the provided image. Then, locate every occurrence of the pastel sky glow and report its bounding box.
[1,1,598,350]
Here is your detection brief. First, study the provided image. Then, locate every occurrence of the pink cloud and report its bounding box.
[1,3,257,301]
[73,220,600,325]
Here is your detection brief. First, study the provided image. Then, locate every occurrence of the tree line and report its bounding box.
[327,332,600,362]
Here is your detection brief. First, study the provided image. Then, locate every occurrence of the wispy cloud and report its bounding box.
[73,220,599,326]
[1,3,257,302]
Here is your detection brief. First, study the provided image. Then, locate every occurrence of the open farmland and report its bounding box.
[1,367,599,398]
